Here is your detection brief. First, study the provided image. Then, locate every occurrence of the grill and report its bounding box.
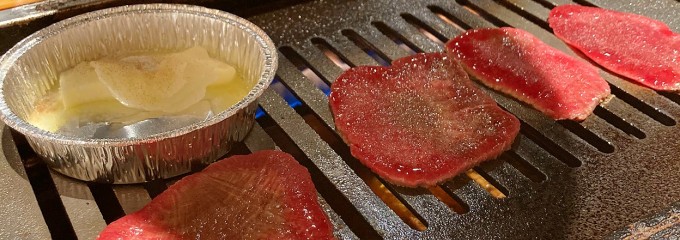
[1,0,679,239]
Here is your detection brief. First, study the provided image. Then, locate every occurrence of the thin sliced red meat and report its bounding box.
[446,27,611,121]
[549,5,680,91]
[97,150,334,240]
[329,53,519,187]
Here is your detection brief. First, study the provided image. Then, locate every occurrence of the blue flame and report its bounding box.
[256,78,303,119]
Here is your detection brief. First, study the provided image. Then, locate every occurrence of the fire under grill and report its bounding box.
[1,0,679,239]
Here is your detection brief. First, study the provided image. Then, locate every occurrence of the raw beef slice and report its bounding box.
[329,52,520,187]
[446,27,611,121]
[549,5,680,91]
[97,150,334,240]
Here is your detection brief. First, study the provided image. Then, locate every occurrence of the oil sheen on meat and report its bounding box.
[549,5,680,91]
[446,27,611,121]
[329,53,520,187]
[97,150,335,240]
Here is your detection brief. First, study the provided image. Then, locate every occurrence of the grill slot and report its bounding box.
[428,185,470,214]
[400,13,448,45]
[456,0,512,27]
[517,121,582,167]
[378,183,429,231]
[599,98,657,135]
[2,0,679,239]
[87,183,124,224]
[272,59,335,125]
[658,91,680,106]
[609,85,677,126]
[341,29,392,66]
[492,0,552,32]
[311,38,353,70]
[467,168,508,198]
[9,131,78,239]
[531,0,558,9]
[571,0,598,7]
[501,151,547,183]
[270,77,303,108]
[373,21,433,56]
[141,180,167,199]
[592,106,646,139]
[279,46,332,94]
[372,21,422,55]
[112,185,150,214]
[544,0,576,6]
[428,6,471,32]
[557,120,615,153]
[510,135,565,176]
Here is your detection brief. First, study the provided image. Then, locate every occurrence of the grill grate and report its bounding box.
[1,0,679,239]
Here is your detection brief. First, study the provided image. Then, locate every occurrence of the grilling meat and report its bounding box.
[446,27,611,121]
[549,5,680,91]
[329,52,520,188]
[97,150,334,240]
